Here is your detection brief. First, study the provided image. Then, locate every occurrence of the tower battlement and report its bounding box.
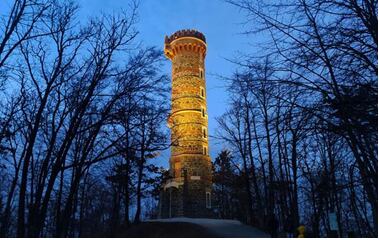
[164,29,207,60]
[165,29,206,44]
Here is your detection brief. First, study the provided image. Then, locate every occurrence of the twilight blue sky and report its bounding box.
[1,0,263,167]
[78,0,261,167]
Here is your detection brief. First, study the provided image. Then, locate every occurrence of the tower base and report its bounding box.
[159,179,215,218]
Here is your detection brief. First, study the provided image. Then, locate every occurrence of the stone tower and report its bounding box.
[159,29,213,218]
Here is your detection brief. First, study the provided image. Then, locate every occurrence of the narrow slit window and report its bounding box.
[181,168,187,178]
[203,146,207,155]
[201,107,205,117]
[203,128,207,138]
[206,192,211,208]
[199,69,204,79]
[200,87,205,98]
[175,162,181,177]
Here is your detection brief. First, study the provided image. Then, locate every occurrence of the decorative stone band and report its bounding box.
[167,110,207,128]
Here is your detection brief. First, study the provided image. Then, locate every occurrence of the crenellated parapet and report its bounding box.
[164,29,207,60]
[165,29,206,44]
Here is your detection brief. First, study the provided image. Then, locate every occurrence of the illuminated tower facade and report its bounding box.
[160,29,213,218]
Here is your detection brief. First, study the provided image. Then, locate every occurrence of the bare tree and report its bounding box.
[219,0,377,236]
[0,0,169,237]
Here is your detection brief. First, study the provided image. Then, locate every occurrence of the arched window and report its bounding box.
[202,127,207,139]
[199,68,204,79]
[200,87,205,98]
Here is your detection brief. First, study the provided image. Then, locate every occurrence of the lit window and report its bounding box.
[175,162,181,177]
[206,192,211,208]
[200,87,205,98]
[181,168,187,177]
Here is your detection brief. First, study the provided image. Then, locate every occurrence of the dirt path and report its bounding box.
[116,221,217,237]
[148,217,270,238]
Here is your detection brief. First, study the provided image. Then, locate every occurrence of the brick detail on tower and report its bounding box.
[159,29,213,218]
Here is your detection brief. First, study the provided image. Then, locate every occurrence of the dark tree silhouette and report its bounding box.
[216,0,377,237]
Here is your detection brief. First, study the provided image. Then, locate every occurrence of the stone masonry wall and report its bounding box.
[160,29,214,219]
